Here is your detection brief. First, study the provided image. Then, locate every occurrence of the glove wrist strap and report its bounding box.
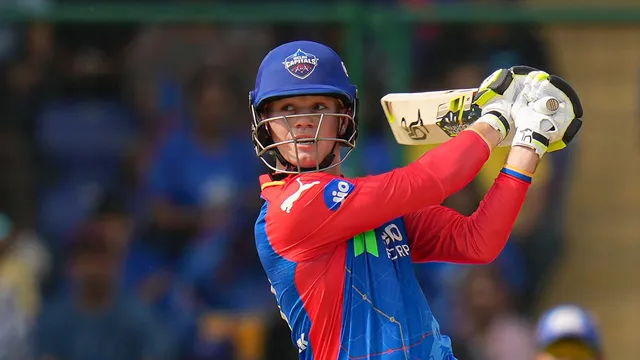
[477,111,510,142]
[511,127,550,158]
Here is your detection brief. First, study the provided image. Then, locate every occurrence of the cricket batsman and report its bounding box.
[250,40,583,359]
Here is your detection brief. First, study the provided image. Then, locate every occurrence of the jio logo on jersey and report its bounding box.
[323,179,355,211]
[381,224,403,245]
[283,49,319,79]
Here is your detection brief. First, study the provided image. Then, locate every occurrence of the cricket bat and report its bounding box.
[381,88,559,147]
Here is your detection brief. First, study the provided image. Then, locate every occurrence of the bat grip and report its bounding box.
[531,96,560,115]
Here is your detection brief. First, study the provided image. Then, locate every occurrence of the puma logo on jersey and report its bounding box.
[296,333,308,353]
[281,178,320,213]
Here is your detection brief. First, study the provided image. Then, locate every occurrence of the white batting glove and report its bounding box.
[472,66,541,144]
[511,72,584,157]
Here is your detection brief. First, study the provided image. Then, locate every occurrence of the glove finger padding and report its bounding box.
[510,65,541,75]
[546,75,583,151]
[509,65,541,99]
[474,69,514,107]
[472,66,541,143]
[473,66,541,107]
[511,72,556,156]
[511,71,552,122]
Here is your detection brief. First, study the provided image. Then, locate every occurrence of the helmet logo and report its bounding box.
[283,49,318,80]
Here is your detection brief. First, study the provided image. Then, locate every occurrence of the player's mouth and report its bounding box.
[293,136,317,147]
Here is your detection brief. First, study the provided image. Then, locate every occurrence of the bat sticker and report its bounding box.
[400,110,430,140]
[435,95,482,137]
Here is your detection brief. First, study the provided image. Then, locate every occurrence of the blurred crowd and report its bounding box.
[0,3,589,360]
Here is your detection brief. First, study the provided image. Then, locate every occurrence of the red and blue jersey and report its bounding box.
[254,130,532,360]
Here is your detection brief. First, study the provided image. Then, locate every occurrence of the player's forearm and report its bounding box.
[406,171,530,264]
[452,173,530,263]
[505,145,541,174]
[468,121,503,149]
[409,128,491,202]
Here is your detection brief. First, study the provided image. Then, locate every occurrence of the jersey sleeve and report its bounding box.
[265,130,493,262]
[403,171,531,264]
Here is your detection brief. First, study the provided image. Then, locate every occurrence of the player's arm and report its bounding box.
[270,67,577,262]
[269,68,537,261]
[404,71,583,264]
[269,127,496,261]
[405,146,538,264]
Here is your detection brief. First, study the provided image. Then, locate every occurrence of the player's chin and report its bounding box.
[284,146,324,169]
[293,153,318,169]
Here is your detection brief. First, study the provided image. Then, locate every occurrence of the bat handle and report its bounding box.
[531,96,560,115]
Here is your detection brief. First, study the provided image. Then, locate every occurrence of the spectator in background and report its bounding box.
[0,111,50,285]
[137,65,269,359]
[126,22,273,131]
[136,66,265,358]
[535,305,604,360]
[167,222,271,360]
[92,192,134,255]
[87,191,163,306]
[0,211,48,315]
[33,26,139,296]
[451,264,536,360]
[35,222,171,360]
[0,22,55,150]
[415,0,553,91]
[144,65,261,266]
[0,212,44,360]
[0,40,52,278]
[76,190,179,346]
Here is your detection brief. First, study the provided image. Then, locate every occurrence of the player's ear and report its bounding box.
[260,103,270,118]
[339,118,349,136]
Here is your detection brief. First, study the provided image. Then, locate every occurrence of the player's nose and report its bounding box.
[292,115,317,129]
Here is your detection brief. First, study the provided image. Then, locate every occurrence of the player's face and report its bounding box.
[265,95,345,169]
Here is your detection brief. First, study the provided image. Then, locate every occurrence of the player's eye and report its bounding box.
[281,104,295,112]
[313,103,328,111]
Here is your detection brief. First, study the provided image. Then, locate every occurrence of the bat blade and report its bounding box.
[381,88,512,147]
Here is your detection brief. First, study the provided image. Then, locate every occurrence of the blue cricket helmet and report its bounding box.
[249,41,359,175]
[250,40,357,108]
[536,304,602,353]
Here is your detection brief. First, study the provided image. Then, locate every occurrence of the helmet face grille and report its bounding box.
[251,110,357,174]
